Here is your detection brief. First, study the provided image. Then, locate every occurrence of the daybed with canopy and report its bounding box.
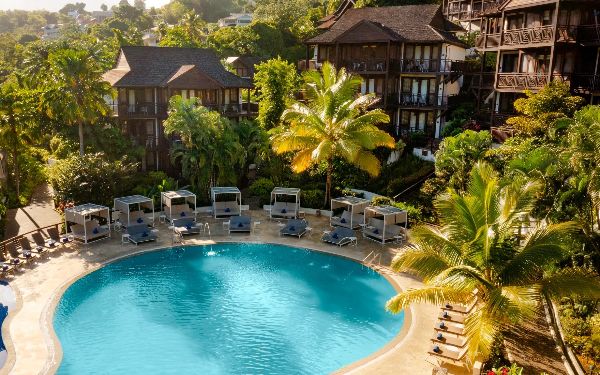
[363,205,407,244]
[211,187,242,218]
[161,190,197,222]
[114,195,155,228]
[64,204,111,244]
[330,196,370,229]
[270,187,301,219]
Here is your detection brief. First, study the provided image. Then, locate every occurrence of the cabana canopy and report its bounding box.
[161,190,197,222]
[64,204,111,244]
[330,196,370,229]
[363,205,408,244]
[270,187,301,219]
[211,187,242,218]
[114,195,154,227]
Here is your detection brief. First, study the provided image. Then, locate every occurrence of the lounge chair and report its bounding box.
[430,332,467,348]
[172,218,200,236]
[214,201,241,218]
[229,216,251,233]
[166,204,192,222]
[434,321,464,336]
[0,252,17,274]
[123,210,150,227]
[271,202,297,219]
[363,218,402,243]
[427,344,471,369]
[438,310,466,323]
[330,210,364,229]
[322,227,355,247]
[28,234,52,257]
[126,224,158,245]
[47,227,71,246]
[6,242,35,265]
[442,300,477,315]
[70,221,110,243]
[279,219,308,238]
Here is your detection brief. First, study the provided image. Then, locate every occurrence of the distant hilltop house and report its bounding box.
[91,10,113,23]
[41,24,63,40]
[218,13,253,27]
[225,56,267,80]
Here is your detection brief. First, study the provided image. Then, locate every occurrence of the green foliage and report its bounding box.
[486,364,524,375]
[163,96,243,204]
[253,0,325,41]
[435,130,492,192]
[47,154,138,207]
[249,177,275,196]
[206,21,285,58]
[159,25,202,47]
[341,189,364,198]
[301,189,325,209]
[254,57,301,130]
[442,102,477,138]
[5,147,47,207]
[559,299,600,373]
[355,0,438,6]
[371,196,392,206]
[506,81,585,138]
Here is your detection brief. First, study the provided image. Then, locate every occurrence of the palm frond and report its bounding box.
[386,286,475,314]
[539,268,600,301]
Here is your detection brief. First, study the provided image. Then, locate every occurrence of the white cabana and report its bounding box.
[64,203,111,244]
[330,196,370,229]
[363,205,408,244]
[161,190,197,222]
[211,187,242,218]
[270,187,301,219]
[114,195,155,227]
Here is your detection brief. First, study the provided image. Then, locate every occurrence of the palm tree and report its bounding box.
[386,161,600,361]
[270,62,395,206]
[43,49,115,156]
[180,11,205,41]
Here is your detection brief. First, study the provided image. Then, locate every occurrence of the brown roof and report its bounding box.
[306,4,468,47]
[103,46,253,89]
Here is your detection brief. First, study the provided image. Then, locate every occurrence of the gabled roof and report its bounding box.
[226,56,267,77]
[103,46,253,89]
[318,0,356,24]
[306,4,468,47]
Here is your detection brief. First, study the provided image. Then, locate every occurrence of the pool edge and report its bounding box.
[39,241,413,375]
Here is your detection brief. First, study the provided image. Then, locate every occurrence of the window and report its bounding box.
[147,152,155,167]
[146,120,155,136]
[542,10,551,26]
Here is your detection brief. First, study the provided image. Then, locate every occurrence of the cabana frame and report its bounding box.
[114,195,155,228]
[269,187,301,219]
[211,187,242,218]
[161,190,197,223]
[363,205,408,244]
[64,203,111,244]
[330,196,370,229]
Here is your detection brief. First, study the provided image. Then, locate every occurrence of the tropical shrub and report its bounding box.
[249,178,275,197]
[486,364,523,375]
[301,189,325,209]
[5,147,48,207]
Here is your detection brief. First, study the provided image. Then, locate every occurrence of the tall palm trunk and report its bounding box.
[325,157,332,207]
[78,118,84,156]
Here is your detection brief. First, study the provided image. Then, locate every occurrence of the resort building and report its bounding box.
[41,24,63,40]
[443,0,600,132]
[225,56,266,80]
[301,2,469,138]
[217,13,253,28]
[102,46,255,175]
[91,10,114,23]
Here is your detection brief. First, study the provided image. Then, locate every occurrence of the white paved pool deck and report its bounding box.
[0,210,469,375]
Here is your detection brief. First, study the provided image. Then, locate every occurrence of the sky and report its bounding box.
[0,0,171,12]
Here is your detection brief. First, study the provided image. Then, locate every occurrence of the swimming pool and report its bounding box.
[53,243,404,374]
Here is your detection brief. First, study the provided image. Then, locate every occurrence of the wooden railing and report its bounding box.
[571,74,600,92]
[578,25,600,43]
[475,33,501,49]
[471,72,496,88]
[111,103,168,117]
[503,25,555,45]
[497,73,549,89]
[0,223,63,254]
[393,93,447,107]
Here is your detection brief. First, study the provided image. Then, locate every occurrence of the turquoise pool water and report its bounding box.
[53,244,404,374]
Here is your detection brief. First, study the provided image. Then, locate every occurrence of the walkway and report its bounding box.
[504,310,569,374]
[4,184,62,240]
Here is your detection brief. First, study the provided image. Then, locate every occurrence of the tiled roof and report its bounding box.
[306,4,467,47]
[103,46,253,88]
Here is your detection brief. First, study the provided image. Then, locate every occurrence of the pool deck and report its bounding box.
[1,210,450,375]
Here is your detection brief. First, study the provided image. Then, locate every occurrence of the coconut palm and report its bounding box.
[386,161,600,361]
[271,62,395,205]
[180,11,205,41]
[42,49,115,156]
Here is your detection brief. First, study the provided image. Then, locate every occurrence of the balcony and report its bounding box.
[393,93,447,108]
[577,25,600,44]
[112,103,168,117]
[503,25,555,46]
[475,33,501,49]
[496,73,549,90]
[339,59,401,72]
[130,136,159,151]
[399,59,453,73]
[571,74,600,92]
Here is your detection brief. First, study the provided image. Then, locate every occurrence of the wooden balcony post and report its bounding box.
[335,43,339,69]
[384,40,391,108]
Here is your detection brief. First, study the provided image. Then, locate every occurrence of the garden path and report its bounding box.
[504,309,569,374]
[4,183,62,240]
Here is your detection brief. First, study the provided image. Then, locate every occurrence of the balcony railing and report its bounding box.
[471,72,496,88]
[571,74,600,92]
[475,33,501,49]
[556,25,577,42]
[130,136,159,150]
[577,25,600,44]
[400,59,453,73]
[497,73,549,89]
[339,59,401,72]
[112,103,168,117]
[393,93,447,107]
[503,25,555,45]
